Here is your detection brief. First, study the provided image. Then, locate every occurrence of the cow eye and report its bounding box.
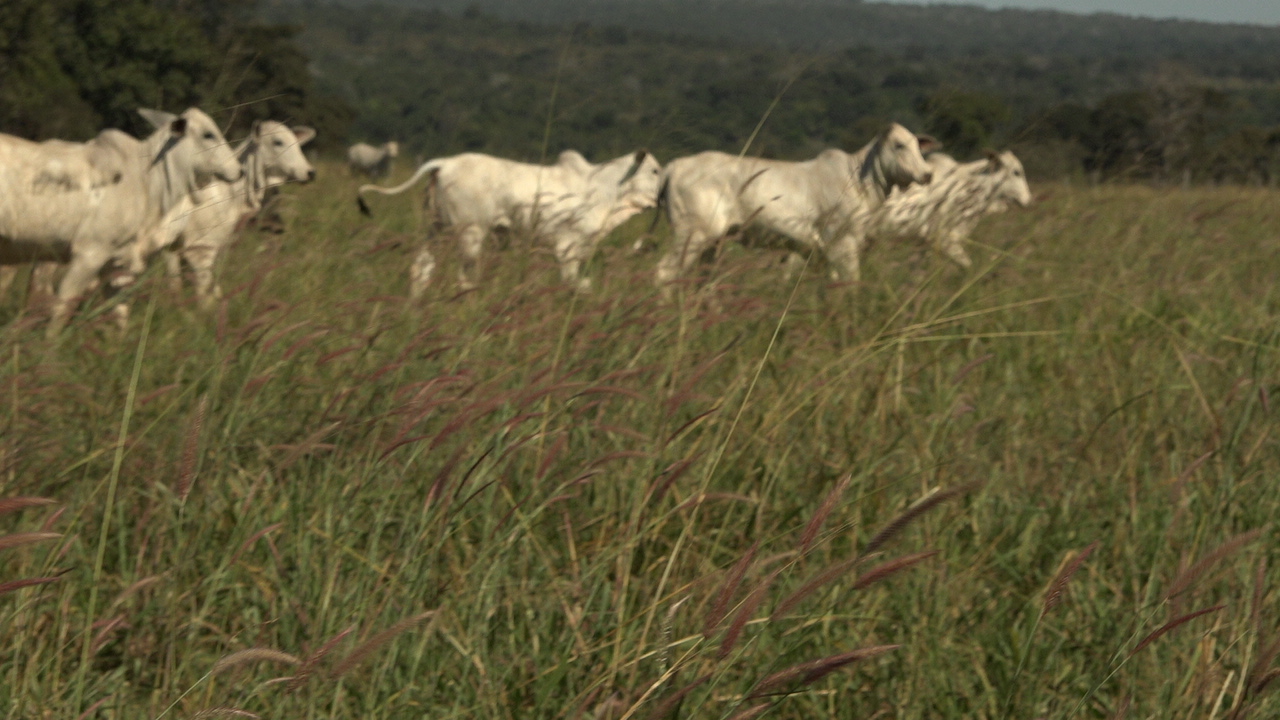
[273,139,284,146]
[895,142,906,150]
[203,131,216,140]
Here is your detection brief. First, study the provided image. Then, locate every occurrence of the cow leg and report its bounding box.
[779,252,807,282]
[47,252,106,337]
[825,233,865,283]
[554,234,594,292]
[28,263,59,309]
[935,230,972,270]
[163,249,184,292]
[183,246,220,311]
[0,267,16,299]
[409,247,437,300]
[456,225,485,291]
[655,229,713,294]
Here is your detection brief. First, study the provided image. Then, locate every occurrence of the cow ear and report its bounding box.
[917,135,941,153]
[292,126,317,146]
[984,148,1004,168]
[138,108,177,131]
[633,149,648,164]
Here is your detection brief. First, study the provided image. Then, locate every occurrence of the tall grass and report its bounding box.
[0,171,1278,719]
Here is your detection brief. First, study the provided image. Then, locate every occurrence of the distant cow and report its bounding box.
[347,141,399,178]
[358,149,663,296]
[655,123,939,291]
[0,108,241,335]
[142,121,316,308]
[867,149,1032,269]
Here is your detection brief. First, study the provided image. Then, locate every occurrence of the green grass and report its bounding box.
[2,166,1279,720]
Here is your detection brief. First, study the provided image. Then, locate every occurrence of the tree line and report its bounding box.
[4,0,1279,183]
[0,0,352,146]
[270,1,1280,184]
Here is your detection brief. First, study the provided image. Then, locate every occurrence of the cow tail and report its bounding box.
[357,159,443,217]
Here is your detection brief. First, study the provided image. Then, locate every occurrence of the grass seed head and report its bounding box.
[1041,541,1099,618]
[212,648,301,675]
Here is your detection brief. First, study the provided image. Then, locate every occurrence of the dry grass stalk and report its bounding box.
[651,454,703,505]
[287,625,355,691]
[0,576,62,595]
[0,497,56,516]
[74,695,113,720]
[1109,695,1131,720]
[176,395,208,501]
[191,708,261,719]
[0,531,61,551]
[725,702,771,720]
[1252,558,1267,634]
[330,611,434,678]
[1170,451,1213,500]
[851,550,941,591]
[1254,669,1280,695]
[1041,541,1100,618]
[642,674,711,720]
[1163,529,1265,601]
[718,571,778,659]
[863,483,974,555]
[212,648,301,675]
[1129,605,1225,658]
[1247,634,1280,694]
[229,523,284,566]
[747,645,901,697]
[90,615,129,654]
[799,474,851,553]
[770,557,860,621]
[704,542,758,637]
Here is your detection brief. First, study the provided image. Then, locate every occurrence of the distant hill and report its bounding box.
[264,0,1280,183]
[286,0,1280,72]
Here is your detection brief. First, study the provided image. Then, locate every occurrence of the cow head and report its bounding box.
[871,123,938,191]
[252,120,317,185]
[983,149,1032,209]
[616,149,664,211]
[139,107,242,184]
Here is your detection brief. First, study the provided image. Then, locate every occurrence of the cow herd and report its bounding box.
[0,106,1031,338]
[359,121,1032,297]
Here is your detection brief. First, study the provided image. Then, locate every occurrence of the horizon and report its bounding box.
[877,0,1280,26]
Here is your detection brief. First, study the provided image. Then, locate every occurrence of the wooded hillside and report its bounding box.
[268,0,1280,182]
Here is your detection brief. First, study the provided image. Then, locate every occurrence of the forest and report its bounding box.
[266,0,1280,182]
[0,0,352,147]
[3,0,1280,179]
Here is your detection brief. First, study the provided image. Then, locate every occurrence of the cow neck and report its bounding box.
[144,127,199,217]
[238,139,269,212]
[855,143,891,203]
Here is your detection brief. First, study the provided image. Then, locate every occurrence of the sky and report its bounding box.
[879,0,1280,26]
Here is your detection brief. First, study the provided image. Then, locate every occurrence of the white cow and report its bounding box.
[867,149,1032,269]
[347,141,399,178]
[142,121,316,308]
[0,108,241,335]
[925,151,959,177]
[654,123,939,291]
[358,149,663,296]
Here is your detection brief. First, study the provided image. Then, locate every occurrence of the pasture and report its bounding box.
[2,166,1279,719]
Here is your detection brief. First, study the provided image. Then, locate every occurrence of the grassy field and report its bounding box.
[1,163,1279,719]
